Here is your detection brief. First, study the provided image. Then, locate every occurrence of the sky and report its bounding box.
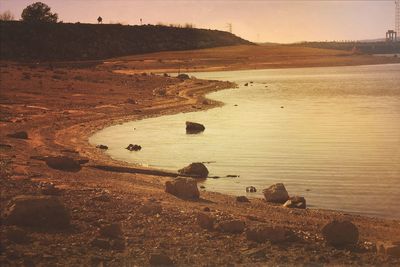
[0,0,397,43]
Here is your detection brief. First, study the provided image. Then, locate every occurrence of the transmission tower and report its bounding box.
[396,0,400,34]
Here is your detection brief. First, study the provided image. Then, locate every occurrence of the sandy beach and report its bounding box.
[1,45,400,266]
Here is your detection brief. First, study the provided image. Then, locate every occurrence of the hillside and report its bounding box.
[0,21,251,61]
[293,41,400,54]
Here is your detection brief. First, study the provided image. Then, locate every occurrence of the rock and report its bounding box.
[165,177,199,199]
[45,156,81,172]
[197,212,214,230]
[185,121,205,134]
[177,73,190,80]
[216,219,245,234]
[203,207,210,212]
[236,196,250,203]
[7,131,28,139]
[96,144,108,150]
[126,98,137,104]
[91,238,111,249]
[99,223,123,239]
[6,227,30,244]
[4,195,70,229]
[244,83,249,86]
[262,183,289,203]
[283,196,306,209]
[246,186,257,193]
[92,193,111,202]
[149,253,174,266]
[140,202,162,215]
[178,162,208,178]
[376,241,400,258]
[126,144,142,151]
[246,225,292,243]
[39,182,62,196]
[321,220,359,247]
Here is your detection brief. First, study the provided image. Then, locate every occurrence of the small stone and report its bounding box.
[203,207,210,212]
[149,253,174,266]
[283,196,306,209]
[376,241,400,258]
[6,227,30,244]
[45,156,81,172]
[91,238,111,249]
[140,202,162,215]
[216,219,245,234]
[321,220,359,247]
[99,223,123,239]
[7,131,28,139]
[236,196,250,203]
[197,212,214,230]
[246,186,257,193]
[96,144,108,150]
[246,225,292,243]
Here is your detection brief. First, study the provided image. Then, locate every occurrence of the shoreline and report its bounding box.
[1,47,400,266]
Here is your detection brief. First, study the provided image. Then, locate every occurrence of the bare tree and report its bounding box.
[0,10,15,21]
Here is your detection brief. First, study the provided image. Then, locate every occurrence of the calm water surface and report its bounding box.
[90,64,400,219]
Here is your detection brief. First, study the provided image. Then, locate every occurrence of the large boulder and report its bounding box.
[3,195,70,229]
[246,225,293,243]
[45,156,81,172]
[262,183,289,203]
[178,162,209,178]
[321,220,359,247]
[185,121,205,134]
[165,177,200,199]
[283,196,306,209]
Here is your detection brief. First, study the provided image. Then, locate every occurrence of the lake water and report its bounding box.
[90,64,400,219]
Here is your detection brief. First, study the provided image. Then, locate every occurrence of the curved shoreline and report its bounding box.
[1,57,400,266]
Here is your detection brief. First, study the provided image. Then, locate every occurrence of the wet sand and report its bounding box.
[1,45,400,266]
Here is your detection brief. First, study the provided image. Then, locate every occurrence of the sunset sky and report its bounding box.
[0,0,396,43]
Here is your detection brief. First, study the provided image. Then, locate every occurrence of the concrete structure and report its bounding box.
[386,30,397,42]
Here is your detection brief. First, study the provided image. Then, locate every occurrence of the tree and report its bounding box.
[21,2,58,23]
[0,10,15,21]
[97,16,102,24]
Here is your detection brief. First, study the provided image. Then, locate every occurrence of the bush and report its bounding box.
[21,2,58,23]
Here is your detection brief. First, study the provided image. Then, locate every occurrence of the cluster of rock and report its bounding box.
[126,144,142,151]
[263,183,306,209]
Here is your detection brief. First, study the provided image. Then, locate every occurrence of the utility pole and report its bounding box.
[227,23,232,33]
[396,0,399,35]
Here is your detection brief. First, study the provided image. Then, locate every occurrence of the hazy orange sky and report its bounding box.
[0,0,396,43]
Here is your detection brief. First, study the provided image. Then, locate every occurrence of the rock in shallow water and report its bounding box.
[262,183,289,203]
[185,121,205,134]
[178,162,208,178]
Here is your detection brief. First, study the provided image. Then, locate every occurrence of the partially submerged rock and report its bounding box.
[178,162,209,178]
[45,156,81,172]
[216,219,245,234]
[376,241,400,258]
[4,195,70,229]
[126,144,142,151]
[177,73,190,80]
[246,225,293,243]
[165,177,199,199]
[96,144,108,150]
[262,183,289,203]
[7,131,28,139]
[246,186,257,193]
[185,121,205,134]
[321,220,359,247]
[283,196,306,209]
